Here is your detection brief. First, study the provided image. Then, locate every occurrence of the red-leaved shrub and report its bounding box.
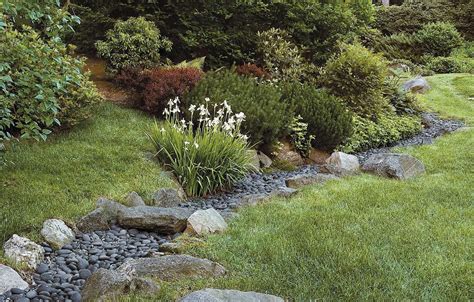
[116,67,203,114]
[235,63,269,79]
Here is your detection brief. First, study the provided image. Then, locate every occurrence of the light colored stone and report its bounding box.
[179,288,284,302]
[403,76,430,94]
[362,153,425,179]
[40,219,75,250]
[117,255,225,281]
[0,264,29,294]
[81,268,159,302]
[185,208,227,235]
[124,191,146,207]
[325,151,360,176]
[271,186,298,198]
[152,188,184,207]
[285,173,339,189]
[117,206,193,234]
[257,151,272,168]
[159,242,183,254]
[3,235,44,270]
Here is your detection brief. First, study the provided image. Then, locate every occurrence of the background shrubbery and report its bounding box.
[185,71,288,146]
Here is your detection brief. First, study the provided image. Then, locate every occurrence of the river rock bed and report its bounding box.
[0,226,172,302]
[356,113,463,162]
[179,165,319,212]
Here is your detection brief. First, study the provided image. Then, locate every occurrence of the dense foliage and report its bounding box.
[96,17,172,73]
[148,98,254,196]
[321,44,389,118]
[415,22,463,57]
[0,0,100,147]
[235,64,269,79]
[256,28,314,82]
[185,71,287,146]
[118,67,204,115]
[341,113,422,153]
[280,82,353,151]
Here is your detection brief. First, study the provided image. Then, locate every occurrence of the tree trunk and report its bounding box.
[381,0,390,6]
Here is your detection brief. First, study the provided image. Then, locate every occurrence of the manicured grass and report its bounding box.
[0,103,174,243]
[141,74,473,301]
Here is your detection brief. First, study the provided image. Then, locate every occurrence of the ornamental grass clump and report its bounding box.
[148,98,255,197]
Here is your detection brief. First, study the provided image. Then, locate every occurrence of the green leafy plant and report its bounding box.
[95,17,172,73]
[257,28,314,82]
[1,0,100,147]
[384,73,421,115]
[148,98,255,196]
[425,56,473,74]
[415,22,463,57]
[321,43,389,118]
[341,113,422,153]
[185,70,288,147]
[280,82,353,151]
[288,115,314,157]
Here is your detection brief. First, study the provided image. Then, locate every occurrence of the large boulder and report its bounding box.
[274,141,304,166]
[76,207,111,233]
[362,153,425,179]
[257,151,272,168]
[117,206,193,234]
[77,198,130,232]
[179,288,284,302]
[124,192,146,207]
[40,219,75,250]
[403,76,430,94]
[248,149,261,171]
[185,208,227,235]
[3,235,44,270]
[81,268,159,302]
[152,188,184,208]
[0,264,29,294]
[117,255,225,281]
[285,173,338,189]
[325,151,360,176]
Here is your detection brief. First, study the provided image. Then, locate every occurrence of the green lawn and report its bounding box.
[0,103,173,243]
[143,73,474,301]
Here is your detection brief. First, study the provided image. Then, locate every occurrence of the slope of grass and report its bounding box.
[141,74,473,301]
[0,103,173,243]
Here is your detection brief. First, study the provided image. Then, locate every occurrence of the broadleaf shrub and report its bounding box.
[95,17,172,73]
[148,98,255,196]
[321,44,389,118]
[140,67,204,115]
[185,70,287,146]
[256,28,314,82]
[280,82,353,151]
[1,1,100,146]
[341,113,422,153]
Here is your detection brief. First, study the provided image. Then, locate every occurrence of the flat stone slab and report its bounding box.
[81,268,159,302]
[117,254,225,281]
[285,173,338,189]
[0,264,29,294]
[179,288,284,302]
[362,153,425,179]
[117,206,193,234]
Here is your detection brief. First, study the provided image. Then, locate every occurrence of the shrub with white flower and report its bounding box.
[148,97,256,196]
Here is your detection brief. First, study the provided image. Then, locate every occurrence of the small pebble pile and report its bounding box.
[0,226,171,302]
[180,165,319,211]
